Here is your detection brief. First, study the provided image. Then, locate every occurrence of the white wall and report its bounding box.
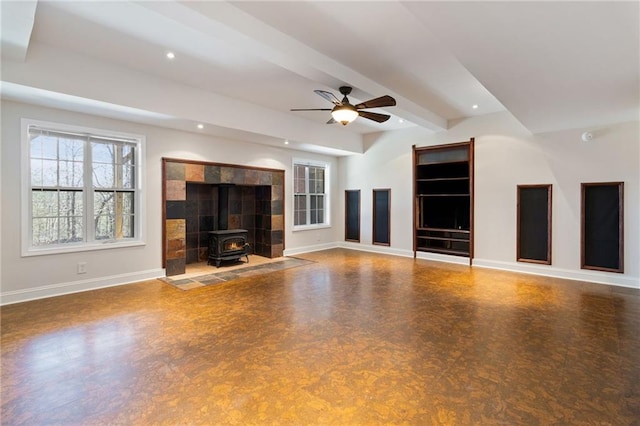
[338,111,639,288]
[0,100,341,304]
[2,101,638,305]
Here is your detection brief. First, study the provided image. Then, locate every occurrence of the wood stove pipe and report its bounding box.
[217,184,233,230]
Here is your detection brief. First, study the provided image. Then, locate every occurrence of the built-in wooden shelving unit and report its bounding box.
[413,140,474,260]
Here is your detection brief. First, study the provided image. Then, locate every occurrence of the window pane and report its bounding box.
[41,160,58,187]
[95,215,114,240]
[93,163,114,188]
[118,215,135,238]
[294,165,306,193]
[59,217,83,243]
[118,191,135,215]
[30,160,44,187]
[58,138,84,161]
[310,195,324,225]
[59,190,84,217]
[295,195,306,210]
[308,166,325,194]
[30,135,57,159]
[59,160,83,187]
[32,217,59,246]
[122,144,135,162]
[120,165,135,189]
[294,194,306,226]
[92,142,114,164]
[95,191,115,216]
[32,190,58,217]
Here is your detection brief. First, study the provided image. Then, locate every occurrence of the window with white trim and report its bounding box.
[22,119,144,255]
[293,160,329,229]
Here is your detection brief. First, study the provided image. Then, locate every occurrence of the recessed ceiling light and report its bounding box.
[197,124,204,129]
[398,118,404,123]
[472,104,479,109]
[166,52,175,60]
[284,140,289,145]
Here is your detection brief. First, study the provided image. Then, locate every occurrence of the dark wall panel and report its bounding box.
[517,185,551,264]
[373,189,390,246]
[582,183,623,272]
[345,190,360,242]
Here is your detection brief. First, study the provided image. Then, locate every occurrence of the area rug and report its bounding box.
[160,257,314,291]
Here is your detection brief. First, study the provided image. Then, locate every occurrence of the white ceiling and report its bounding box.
[1,1,638,155]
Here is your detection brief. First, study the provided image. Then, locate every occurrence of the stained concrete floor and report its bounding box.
[1,248,639,425]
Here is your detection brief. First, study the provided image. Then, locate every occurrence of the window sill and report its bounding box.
[293,224,331,232]
[22,240,146,257]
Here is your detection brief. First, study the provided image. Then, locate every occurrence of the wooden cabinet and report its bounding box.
[413,140,474,259]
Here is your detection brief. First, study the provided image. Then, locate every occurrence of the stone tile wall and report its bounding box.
[163,159,285,276]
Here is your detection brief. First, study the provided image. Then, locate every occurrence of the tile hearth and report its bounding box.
[161,256,314,291]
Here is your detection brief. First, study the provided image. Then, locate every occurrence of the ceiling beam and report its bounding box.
[140,1,448,132]
[0,0,37,61]
[2,42,364,154]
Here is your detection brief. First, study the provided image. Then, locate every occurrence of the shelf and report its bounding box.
[417,193,470,197]
[417,235,469,243]
[416,247,469,256]
[418,227,470,233]
[417,177,469,182]
[416,160,469,166]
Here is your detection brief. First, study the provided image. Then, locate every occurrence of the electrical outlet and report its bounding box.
[77,262,87,274]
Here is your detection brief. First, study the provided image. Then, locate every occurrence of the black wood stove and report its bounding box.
[208,229,249,267]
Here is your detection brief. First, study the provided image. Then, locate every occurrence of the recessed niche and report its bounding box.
[345,190,360,242]
[581,182,624,273]
[517,184,552,264]
[373,189,390,246]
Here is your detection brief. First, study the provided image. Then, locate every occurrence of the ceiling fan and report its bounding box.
[291,86,396,126]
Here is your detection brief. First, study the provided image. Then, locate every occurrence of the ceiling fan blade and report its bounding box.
[314,90,342,105]
[290,108,332,111]
[326,117,337,124]
[354,95,396,110]
[358,111,391,123]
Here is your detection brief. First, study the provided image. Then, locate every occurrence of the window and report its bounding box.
[293,160,329,229]
[22,119,145,256]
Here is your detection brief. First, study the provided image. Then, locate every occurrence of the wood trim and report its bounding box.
[372,188,391,246]
[581,182,624,273]
[413,139,473,262]
[414,140,471,152]
[516,184,552,265]
[161,158,167,268]
[469,138,474,265]
[161,157,283,173]
[345,190,361,243]
[412,145,417,256]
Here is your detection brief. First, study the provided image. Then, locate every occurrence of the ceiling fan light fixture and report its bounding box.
[331,105,358,125]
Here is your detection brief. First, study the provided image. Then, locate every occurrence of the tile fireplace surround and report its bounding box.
[163,158,285,276]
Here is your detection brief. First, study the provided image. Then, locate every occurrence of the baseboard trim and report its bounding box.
[284,242,339,257]
[415,250,472,266]
[5,251,636,306]
[0,268,165,306]
[472,258,640,289]
[338,242,415,258]
[289,245,639,289]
